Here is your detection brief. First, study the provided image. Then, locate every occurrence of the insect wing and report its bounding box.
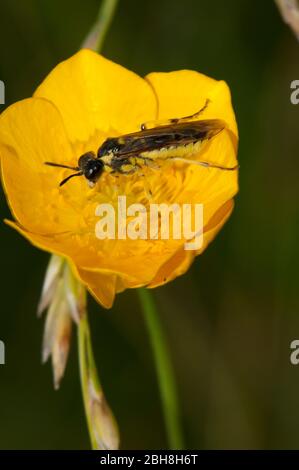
[113,119,226,157]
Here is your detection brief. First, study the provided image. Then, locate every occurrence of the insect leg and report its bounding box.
[141,176,153,202]
[137,156,160,170]
[140,99,210,130]
[116,167,137,175]
[169,99,211,124]
[170,157,239,171]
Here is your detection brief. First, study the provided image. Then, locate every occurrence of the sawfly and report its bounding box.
[45,99,238,187]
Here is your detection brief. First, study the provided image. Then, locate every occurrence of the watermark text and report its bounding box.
[95,196,204,250]
[0,80,4,105]
[0,340,5,365]
[290,80,299,104]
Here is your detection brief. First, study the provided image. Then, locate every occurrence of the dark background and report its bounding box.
[0,0,299,450]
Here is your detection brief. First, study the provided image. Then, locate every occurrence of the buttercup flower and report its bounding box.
[0,49,238,308]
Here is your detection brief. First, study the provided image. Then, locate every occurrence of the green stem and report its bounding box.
[138,288,184,449]
[82,0,119,52]
[78,303,119,450]
[77,310,99,450]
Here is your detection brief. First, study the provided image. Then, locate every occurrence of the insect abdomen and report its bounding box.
[140,141,203,161]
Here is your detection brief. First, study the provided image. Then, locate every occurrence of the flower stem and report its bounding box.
[78,306,119,450]
[78,309,98,450]
[138,288,184,449]
[81,0,119,52]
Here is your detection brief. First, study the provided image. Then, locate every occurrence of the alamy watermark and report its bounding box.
[0,340,5,365]
[95,196,204,250]
[290,339,299,365]
[290,80,299,105]
[0,83,6,364]
[0,80,4,105]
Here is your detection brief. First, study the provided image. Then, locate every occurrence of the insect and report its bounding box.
[45,99,238,187]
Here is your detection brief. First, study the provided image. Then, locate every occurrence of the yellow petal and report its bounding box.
[146,69,238,138]
[0,98,80,234]
[75,267,117,309]
[34,49,157,143]
[148,199,234,287]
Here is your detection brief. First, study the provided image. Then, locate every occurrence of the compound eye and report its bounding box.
[78,151,96,168]
[85,160,104,182]
[87,168,95,177]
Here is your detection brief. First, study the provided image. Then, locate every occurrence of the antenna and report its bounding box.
[59,172,83,186]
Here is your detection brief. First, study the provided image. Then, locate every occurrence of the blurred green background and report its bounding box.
[0,0,299,450]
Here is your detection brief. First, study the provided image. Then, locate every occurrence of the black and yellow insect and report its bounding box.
[45,99,238,187]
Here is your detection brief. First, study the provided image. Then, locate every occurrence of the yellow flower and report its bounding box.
[0,50,238,308]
